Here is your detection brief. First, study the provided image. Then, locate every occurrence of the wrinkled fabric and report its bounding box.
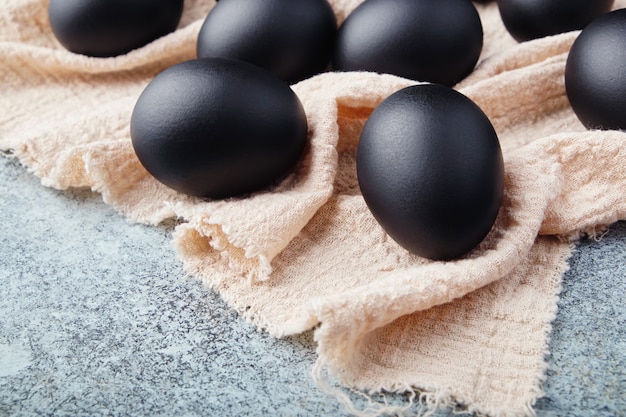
[2,1,626,416]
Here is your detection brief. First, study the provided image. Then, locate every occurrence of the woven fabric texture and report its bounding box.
[2,1,626,416]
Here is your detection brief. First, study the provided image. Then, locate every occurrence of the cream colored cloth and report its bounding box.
[2,1,626,416]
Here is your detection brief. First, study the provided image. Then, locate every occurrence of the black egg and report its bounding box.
[332,0,483,86]
[48,0,184,57]
[357,84,504,261]
[130,58,308,199]
[497,0,614,42]
[565,9,626,130]
[196,0,337,83]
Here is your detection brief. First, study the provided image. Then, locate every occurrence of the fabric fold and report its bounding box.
[2,1,626,416]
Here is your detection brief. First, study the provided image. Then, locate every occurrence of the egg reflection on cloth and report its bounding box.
[565,8,626,131]
[196,0,337,84]
[357,84,504,261]
[332,0,483,86]
[48,0,184,57]
[497,0,614,42]
[130,58,308,199]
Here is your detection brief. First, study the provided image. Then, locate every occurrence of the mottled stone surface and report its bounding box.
[0,155,624,417]
[534,222,626,417]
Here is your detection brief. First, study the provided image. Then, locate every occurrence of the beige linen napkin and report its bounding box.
[2,1,626,416]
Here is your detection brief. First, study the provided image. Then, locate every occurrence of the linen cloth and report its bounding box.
[2,1,626,416]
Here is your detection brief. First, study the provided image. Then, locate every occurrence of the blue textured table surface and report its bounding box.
[0,155,624,417]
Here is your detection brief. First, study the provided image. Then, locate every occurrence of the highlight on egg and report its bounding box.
[565,8,626,131]
[497,0,614,42]
[332,0,483,86]
[197,0,337,83]
[48,0,184,57]
[130,57,308,199]
[356,84,504,260]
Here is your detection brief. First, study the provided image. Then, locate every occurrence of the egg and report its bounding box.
[48,0,184,57]
[497,0,614,42]
[357,84,504,260]
[565,9,626,130]
[130,58,308,199]
[332,0,483,86]
[196,0,337,83]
